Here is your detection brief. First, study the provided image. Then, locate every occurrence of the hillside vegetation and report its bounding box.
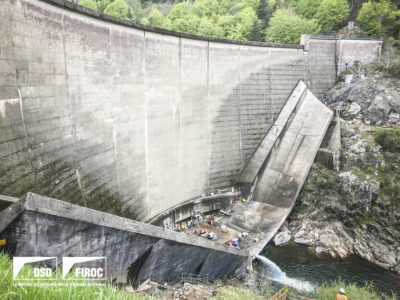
[75,0,400,45]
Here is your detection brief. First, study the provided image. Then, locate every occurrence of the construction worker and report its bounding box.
[335,288,348,300]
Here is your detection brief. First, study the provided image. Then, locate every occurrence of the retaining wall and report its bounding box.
[0,193,248,283]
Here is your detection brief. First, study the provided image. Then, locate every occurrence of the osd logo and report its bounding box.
[12,256,107,281]
[13,257,57,280]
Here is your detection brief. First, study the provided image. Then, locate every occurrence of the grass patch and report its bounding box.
[311,280,398,300]
[211,286,266,300]
[0,253,153,300]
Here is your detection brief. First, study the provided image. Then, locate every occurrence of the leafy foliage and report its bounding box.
[314,0,349,32]
[294,0,321,19]
[357,0,399,36]
[141,8,170,28]
[75,0,400,49]
[375,128,400,152]
[96,0,114,12]
[104,0,130,18]
[265,8,320,44]
[78,0,98,10]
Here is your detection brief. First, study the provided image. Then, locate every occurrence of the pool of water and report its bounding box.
[257,244,400,296]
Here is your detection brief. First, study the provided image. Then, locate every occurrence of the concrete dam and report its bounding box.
[0,0,382,283]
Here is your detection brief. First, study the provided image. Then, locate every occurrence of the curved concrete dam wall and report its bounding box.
[0,0,381,221]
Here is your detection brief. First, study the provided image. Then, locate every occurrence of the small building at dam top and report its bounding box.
[0,0,382,284]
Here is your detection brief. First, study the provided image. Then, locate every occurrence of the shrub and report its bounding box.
[375,129,400,152]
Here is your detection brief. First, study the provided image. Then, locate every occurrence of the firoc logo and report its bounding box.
[13,257,57,280]
[62,257,106,280]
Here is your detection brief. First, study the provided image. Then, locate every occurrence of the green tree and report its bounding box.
[217,15,236,37]
[265,8,320,44]
[250,18,264,40]
[357,0,399,36]
[295,0,321,19]
[168,8,202,34]
[104,0,130,19]
[125,0,142,20]
[96,0,113,12]
[79,0,98,10]
[142,8,168,28]
[234,0,260,11]
[229,7,261,40]
[167,2,193,23]
[314,0,349,32]
[198,18,223,37]
[127,7,133,20]
[192,0,229,18]
[256,0,268,20]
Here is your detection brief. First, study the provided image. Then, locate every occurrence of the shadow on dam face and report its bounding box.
[0,49,306,222]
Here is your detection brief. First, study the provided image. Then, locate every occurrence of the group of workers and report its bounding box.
[227,231,248,248]
[163,220,194,232]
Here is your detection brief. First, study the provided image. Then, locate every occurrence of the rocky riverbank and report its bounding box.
[273,64,400,275]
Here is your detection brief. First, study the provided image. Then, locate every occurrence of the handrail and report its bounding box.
[271,285,289,300]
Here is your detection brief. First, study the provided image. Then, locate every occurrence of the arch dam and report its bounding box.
[0,0,382,283]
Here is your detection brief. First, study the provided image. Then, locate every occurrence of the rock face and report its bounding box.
[273,113,400,274]
[325,68,400,125]
[277,218,400,273]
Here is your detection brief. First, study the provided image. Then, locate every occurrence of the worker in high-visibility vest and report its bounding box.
[335,288,348,300]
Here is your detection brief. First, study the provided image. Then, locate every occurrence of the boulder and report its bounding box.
[348,102,361,116]
[273,228,292,246]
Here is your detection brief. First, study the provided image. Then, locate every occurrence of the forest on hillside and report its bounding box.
[75,0,398,46]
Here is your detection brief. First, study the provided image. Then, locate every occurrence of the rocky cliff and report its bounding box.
[273,64,400,275]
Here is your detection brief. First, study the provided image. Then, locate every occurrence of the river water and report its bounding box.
[256,244,400,296]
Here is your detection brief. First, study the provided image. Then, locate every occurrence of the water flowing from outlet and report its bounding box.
[255,254,313,292]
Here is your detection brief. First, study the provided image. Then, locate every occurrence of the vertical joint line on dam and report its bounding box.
[206,40,210,192]
[143,29,150,218]
[238,47,243,164]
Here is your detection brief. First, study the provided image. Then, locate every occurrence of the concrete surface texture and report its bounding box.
[230,82,333,255]
[0,193,248,283]
[237,81,308,190]
[302,35,382,98]
[316,117,341,170]
[0,0,380,222]
[336,39,382,74]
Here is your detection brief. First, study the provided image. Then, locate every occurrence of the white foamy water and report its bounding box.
[255,254,313,292]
